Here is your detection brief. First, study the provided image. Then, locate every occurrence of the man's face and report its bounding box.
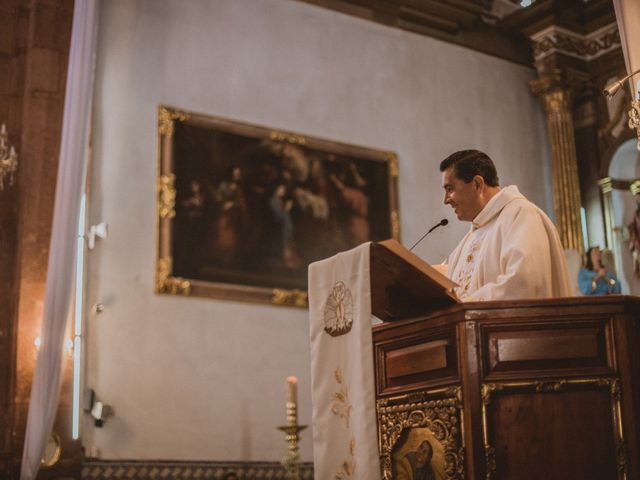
[442,167,483,222]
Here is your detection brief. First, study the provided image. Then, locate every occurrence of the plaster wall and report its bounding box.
[85,0,552,461]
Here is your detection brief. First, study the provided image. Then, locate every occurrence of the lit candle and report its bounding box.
[286,376,298,405]
[286,376,298,426]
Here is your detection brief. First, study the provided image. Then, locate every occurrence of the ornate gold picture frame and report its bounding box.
[377,387,465,480]
[156,106,400,307]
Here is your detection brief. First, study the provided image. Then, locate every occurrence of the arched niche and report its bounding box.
[608,138,640,294]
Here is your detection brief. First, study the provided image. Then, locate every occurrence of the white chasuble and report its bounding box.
[308,243,381,480]
[448,185,572,301]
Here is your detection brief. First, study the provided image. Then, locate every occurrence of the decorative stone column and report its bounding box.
[598,177,626,278]
[531,73,585,255]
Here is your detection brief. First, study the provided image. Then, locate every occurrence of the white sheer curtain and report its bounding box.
[613,0,640,97]
[20,1,98,478]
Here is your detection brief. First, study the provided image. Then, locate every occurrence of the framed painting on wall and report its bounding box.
[156,105,400,307]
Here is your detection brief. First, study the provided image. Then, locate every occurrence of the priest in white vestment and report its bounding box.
[440,150,572,301]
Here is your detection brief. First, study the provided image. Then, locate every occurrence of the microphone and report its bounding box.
[409,219,448,251]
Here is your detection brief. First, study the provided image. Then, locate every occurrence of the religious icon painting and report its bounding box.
[392,428,446,480]
[377,389,465,480]
[156,106,400,307]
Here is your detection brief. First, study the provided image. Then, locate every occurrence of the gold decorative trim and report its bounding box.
[628,100,640,151]
[40,432,61,469]
[481,378,626,480]
[599,177,613,194]
[270,130,306,145]
[540,89,572,115]
[158,106,188,138]
[157,174,176,219]
[83,460,315,479]
[156,257,191,295]
[534,379,567,392]
[391,210,400,240]
[630,180,640,196]
[484,445,496,480]
[386,153,399,178]
[271,288,308,308]
[377,387,465,480]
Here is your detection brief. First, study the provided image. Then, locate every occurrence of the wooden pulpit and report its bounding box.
[369,242,640,480]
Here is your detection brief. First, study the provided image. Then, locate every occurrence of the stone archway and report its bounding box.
[608,138,640,294]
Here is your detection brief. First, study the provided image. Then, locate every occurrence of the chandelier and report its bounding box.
[0,124,18,190]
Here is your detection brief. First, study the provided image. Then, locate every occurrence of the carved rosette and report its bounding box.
[155,257,191,296]
[377,388,464,480]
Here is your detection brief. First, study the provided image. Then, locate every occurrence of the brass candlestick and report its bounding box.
[277,401,307,480]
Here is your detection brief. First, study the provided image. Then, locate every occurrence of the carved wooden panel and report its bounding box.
[373,297,640,480]
[480,318,615,381]
[375,326,458,396]
[481,379,626,480]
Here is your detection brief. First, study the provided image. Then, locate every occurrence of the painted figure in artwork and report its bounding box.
[212,166,247,263]
[268,182,302,268]
[329,161,370,246]
[176,179,206,270]
[396,440,437,480]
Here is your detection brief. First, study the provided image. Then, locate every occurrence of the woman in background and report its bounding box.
[578,246,621,295]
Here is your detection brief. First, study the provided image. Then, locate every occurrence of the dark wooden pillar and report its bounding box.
[0,1,23,471]
[0,0,78,478]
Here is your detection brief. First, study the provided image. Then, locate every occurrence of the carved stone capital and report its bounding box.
[531,72,575,116]
[530,69,565,92]
[541,89,573,115]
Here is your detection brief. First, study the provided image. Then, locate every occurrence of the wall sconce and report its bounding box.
[83,388,114,427]
[0,124,18,189]
[87,222,108,250]
[604,68,640,150]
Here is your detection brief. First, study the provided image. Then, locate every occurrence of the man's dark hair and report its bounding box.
[439,150,499,187]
